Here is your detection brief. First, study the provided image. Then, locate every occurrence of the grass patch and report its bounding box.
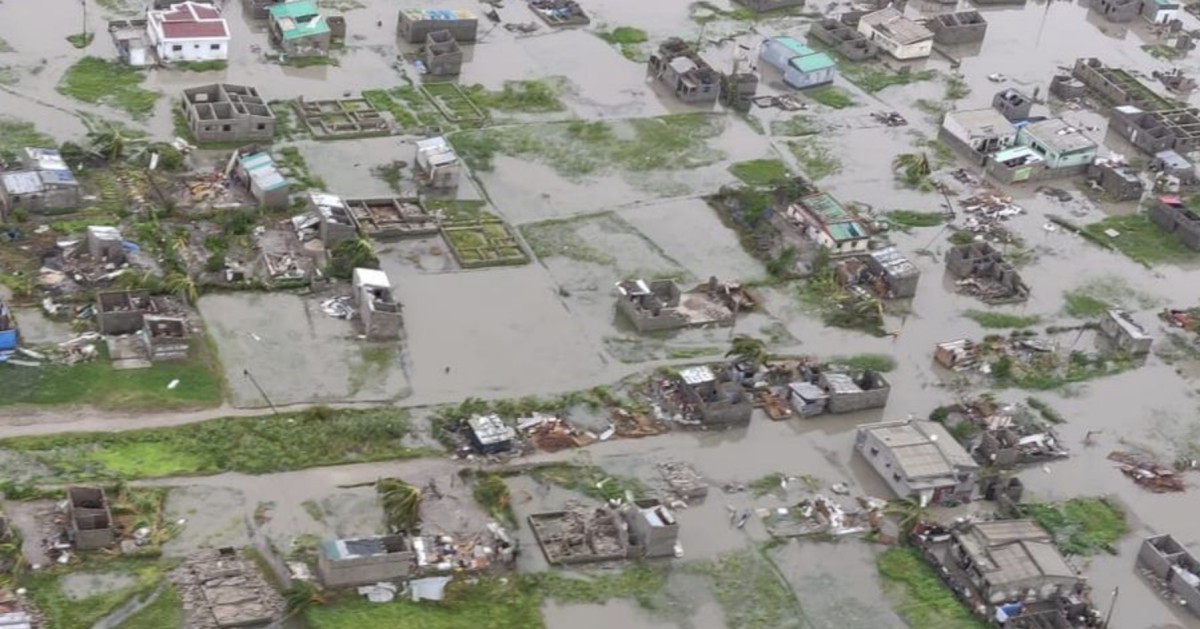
[806,86,854,109]
[1063,292,1110,318]
[886,210,944,229]
[522,215,618,266]
[24,559,166,629]
[827,353,896,373]
[787,140,842,181]
[1022,497,1127,555]
[0,117,55,155]
[0,37,12,53]
[666,346,721,359]
[877,547,985,628]
[963,310,1042,329]
[529,564,667,606]
[117,584,182,629]
[466,78,568,114]
[528,462,647,503]
[770,116,817,137]
[944,74,970,100]
[1081,213,1196,266]
[0,407,425,482]
[283,55,340,68]
[277,146,326,190]
[839,61,936,93]
[597,26,648,61]
[687,549,805,628]
[66,33,94,49]
[1026,396,1065,424]
[729,159,789,187]
[175,59,227,72]
[472,474,516,527]
[689,1,758,22]
[1062,276,1155,319]
[308,577,541,629]
[57,56,160,117]
[1143,44,1185,60]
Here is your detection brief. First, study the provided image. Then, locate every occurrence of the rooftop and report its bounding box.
[1,169,78,195]
[957,520,1077,587]
[400,8,477,21]
[239,152,287,192]
[467,414,516,445]
[799,192,854,224]
[151,1,229,40]
[827,221,868,243]
[269,1,330,40]
[790,52,835,73]
[321,535,410,561]
[860,7,933,45]
[869,245,919,278]
[1105,309,1151,340]
[1022,118,1097,154]
[945,108,1016,137]
[680,365,716,385]
[860,419,978,481]
[769,36,814,58]
[353,267,391,289]
[24,147,69,171]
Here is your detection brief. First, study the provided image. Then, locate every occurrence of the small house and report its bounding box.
[992,88,1033,122]
[414,137,461,189]
[759,37,836,89]
[396,8,478,44]
[235,151,290,208]
[939,109,1017,162]
[146,1,230,63]
[787,192,870,254]
[87,225,125,264]
[865,245,920,299]
[268,1,331,56]
[0,148,81,220]
[1098,309,1153,355]
[941,520,1084,607]
[467,414,516,454]
[1142,0,1180,24]
[352,267,403,341]
[928,10,987,45]
[857,8,933,60]
[622,500,680,559]
[675,365,753,428]
[96,290,158,335]
[423,30,463,76]
[819,370,890,413]
[1015,118,1097,172]
[318,535,414,588]
[1138,535,1200,616]
[648,39,721,105]
[854,418,979,505]
[1087,160,1144,201]
[787,381,829,417]
[109,19,151,66]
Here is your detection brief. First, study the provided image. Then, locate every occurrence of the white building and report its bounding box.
[854,418,979,506]
[414,137,461,190]
[857,8,933,60]
[147,1,230,63]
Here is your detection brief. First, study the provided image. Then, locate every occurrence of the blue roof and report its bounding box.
[769,36,814,58]
[790,52,835,73]
[240,152,287,192]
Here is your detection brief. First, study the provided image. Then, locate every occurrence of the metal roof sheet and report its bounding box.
[789,52,835,73]
[1,172,44,195]
[769,36,813,57]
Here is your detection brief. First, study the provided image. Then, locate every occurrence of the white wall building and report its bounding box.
[147,1,230,63]
[857,7,933,60]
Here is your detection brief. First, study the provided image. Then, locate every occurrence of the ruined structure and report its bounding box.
[423,30,463,76]
[142,316,190,361]
[1048,74,1086,101]
[87,225,126,265]
[234,151,289,208]
[945,242,1029,304]
[978,425,1068,468]
[622,500,680,559]
[0,148,81,220]
[614,277,754,333]
[528,0,590,26]
[1072,58,1180,111]
[759,36,836,89]
[293,96,390,139]
[181,84,275,144]
[940,520,1084,608]
[720,71,759,111]
[808,18,877,61]
[834,245,921,299]
[297,192,357,248]
[1149,195,1200,250]
[1110,105,1200,156]
[1138,535,1200,616]
[317,535,414,588]
[928,10,987,45]
[67,487,115,550]
[414,137,462,189]
[241,0,284,20]
[992,88,1033,121]
[857,7,933,60]
[397,8,478,44]
[1086,160,1144,201]
[352,268,403,341]
[172,548,284,628]
[735,0,805,10]
[529,507,628,565]
[819,370,891,413]
[785,192,870,254]
[787,382,829,417]
[467,414,516,454]
[648,39,721,105]
[346,197,439,240]
[855,419,979,505]
[673,365,753,428]
[1098,309,1153,354]
[109,19,150,66]
[934,339,979,370]
[1152,150,1197,186]
[97,290,159,335]
[939,108,1017,164]
[268,0,331,56]
[1092,0,1140,22]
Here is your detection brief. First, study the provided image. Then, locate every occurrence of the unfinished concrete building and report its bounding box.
[529,507,628,566]
[174,548,284,628]
[1149,196,1200,250]
[945,242,1030,304]
[648,39,721,105]
[1110,105,1200,156]
[528,0,590,26]
[293,96,390,139]
[97,290,159,335]
[1049,74,1087,101]
[614,277,754,333]
[1086,160,1144,201]
[1138,535,1200,617]
[834,245,920,299]
[301,192,358,248]
[1098,309,1153,354]
[808,18,877,61]
[67,487,115,550]
[623,500,680,559]
[352,268,403,341]
[675,365,754,427]
[142,316,189,362]
[397,8,478,43]
[992,88,1033,121]
[928,10,987,45]
[819,370,891,413]
[346,197,439,240]
[423,30,463,76]
[181,84,275,144]
[87,225,126,265]
[1093,0,1141,22]
[735,0,804,10]
[317,535,414,588]
[414,137,462,189]
[1072,58,1179,112]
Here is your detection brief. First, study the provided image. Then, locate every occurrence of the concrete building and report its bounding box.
[318,535,414,588]
[97,290,158,335]
[854,418,979,505]
[622,500,680,559]
[1142,0,1180,24]
[928,10,987,45]
[787,382,830,417]
[614,277,752,333]
[862,245,920,298]
[1072,57,1179,112]
[945,242,1029,304]
[819,370,890,413]
[735,0,805,11]
[528,0,590,26]
[424,30,463,76]
[414,137,462,189]
[1138,535,1200,617]
[1149,195,1200,250]
[345,197,438,240]
[142,316,189,361]
[1086,160,1144,201]
[938,108,1017,163]
[759,37,836,89]
[396,8,478,44]
[87,225,125,265]
[268,1,331,56]
[530,507,628,566]
[677,365,753,428]
[303,192,358,247]
[109,19,150,66]
[235,151,290,208]
[942,520,1083,605]
[857,8,933,60]
[1153,149,1196,185]
[648,39,721,105]
[352,267,403,341]
[182,84,275,144]
[467,414,516,454]
[0,148,81,220]
[146,1,230,63]
[1016,118,1097,172]
[1110,105,1200,156]
[1093,0,1141,22]
[808,18,877,61]
[787,192,870,254]
[1098,309,1153,355]
[992,88,1033,121]
[67,487,115,550]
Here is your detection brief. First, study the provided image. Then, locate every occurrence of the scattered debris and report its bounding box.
[1109,451,1186,493]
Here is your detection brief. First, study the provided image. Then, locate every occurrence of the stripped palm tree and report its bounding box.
[376,477,422,532]
[726,334,770,369]
[892,152,931,187]
[165,272,199,305]
[86,121,147,162]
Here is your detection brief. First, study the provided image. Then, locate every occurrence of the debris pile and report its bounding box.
[958,190,1023,244]
[1108,451,1186,493]
[169,548,285,629]
[760,494,885,538]
[871,111,907,126]
[658,461,708,501]
[320,296,354,319]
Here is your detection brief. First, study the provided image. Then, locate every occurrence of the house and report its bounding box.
[787,192,870,254]
[941,520,1084,607]
[759,37,836,89]
[1086,160,1143,201]
[1138,535,1200,616]
[0,148,81,220]
[928,10,987,45]
[1149,195,1200,250]
[301,192,357,247]
[648,39,721,105]
[67,487,115,550]
[735,0,805,11]
[614,277,753,332]
[865,245,920,298]
[808,18,877,61]
[855,418,979,505]
[1152,149,1196,186]
[414,137,461,189]
[819,370,890,413]
[423,30,463,76]
[1016,118,1097,172]
[622,500,680,559]
[673,365,753,428]
[97,290,159,335]
[109,19,150,66]
[467,414,516,454]
[856,8,933,60]
[1098,309,1153,354]
[396,8,479,44]
[938,109,1017,163]
[992,88,1033,122]
[181,84,275,144]
[1093,0,1141,22]
[146,1,230,63]
[1142,0,1180,24]
[318,535,414,588]
[352,268,403,341]
[787,382,829,417]
[235,151,290,208]
[268,1,331,56]
[87,225,125,265]
[141,316,189,362]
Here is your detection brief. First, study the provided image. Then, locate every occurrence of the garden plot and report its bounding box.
[441,217,529,268]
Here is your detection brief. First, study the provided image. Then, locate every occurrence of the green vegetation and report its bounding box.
[176,59,227,72]
[0,37,12,53]
[839,61,936,93]
[1082,213,1196,266]
[0,407,424,482]
[1023,497,1127,555]
[528,462,647,503]
[0,118,55,157]
[1143,44,1185,61]
[687,550,806,629]
[886,210,944,229]
[689,0,758,22]
[770,116,817,137]
[729,159,790,187]
[466,78,567,114]
[283,55,340,68]
[362,87,441,131]
[597,26,648,61]
[528,564,667,606]
[450,114,725,178]
[277,146,326,189]
[807,86,854,109]
[797,258,886,336]
[0,344,221,410]
[1062,276,1155,319]
[828,353,896,373]
[522,214,617,265]
[472,474,516,527]
[116,584,182,629]
[877,547,985,628]
[893,152,932,188]
[749,472,789,498]
[963,310,1042,329]
[788,140,842,181]
[1063,292,1110,318]
[25,559,166,629]
[377,478,422,532]
[1026,397,1065,424]
[57,57,160,117]
[66,33,94,49]
[944,74,971,100]
[441,213,529,268]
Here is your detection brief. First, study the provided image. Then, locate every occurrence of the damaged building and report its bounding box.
[142,316,190,362]
[939,108,1018,164]
[528,0,590,26]
[87,225,126,265]
[1149,195,1200,250]
[856,7,933,60]
[834,245,921,299]
[0,147,81,220]
[1086,159,1144,201]
[397,8,478,44]
[467,414,516,454]
[945,242,1030,304]
[655,365,754,428]
[67,486,115,550]
[928,10,988,45]
[855,418,979,505]
[318,535,414,588]
[1139,535,1200,617]
[242,0,284,20]
[268,0,331,56]
[648,39,721,105]
[423,30,464,76]
[172,548,285,628]
[1098,309,1153,355]
[1109,104,1200,156]
[414,137,462,189]
[109,19,150,66]
[970,406,1069,468]
[808,18,877,61]
[346,197,439,240]
[181,84,275,144]
[1071,57,1179,112]
[818,370,891,414]
[530,506,629,566]
[992,88,1033,122]
[614,277,755,333]
[234,150,289,208]
[352,267,403,341]
[622,500,681,559]
[293,96,390,139]
[785,192,870,254]
[935,338,980,370]
[97,290,160,335]
[295,192,357,248]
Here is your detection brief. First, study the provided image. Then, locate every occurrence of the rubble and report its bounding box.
[945,241,1029,304]
[529,504,628,565]
[658,461,709,501]
[615,276,757,333]
[169,548,285,629]
[1108,451,1186,493]
[761,494,883,538]
[957,190,1024,244]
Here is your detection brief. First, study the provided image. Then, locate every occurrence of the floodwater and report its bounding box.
[4,0,1200,626]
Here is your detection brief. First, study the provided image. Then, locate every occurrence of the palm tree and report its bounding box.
[376,478,422,532]
[883,494,930,538]
[892,152,931,187]
[726,335,770,368]
[86,121,146,162]
[165,272,199,305]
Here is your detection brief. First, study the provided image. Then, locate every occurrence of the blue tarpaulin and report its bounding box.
[0,329,16,352]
